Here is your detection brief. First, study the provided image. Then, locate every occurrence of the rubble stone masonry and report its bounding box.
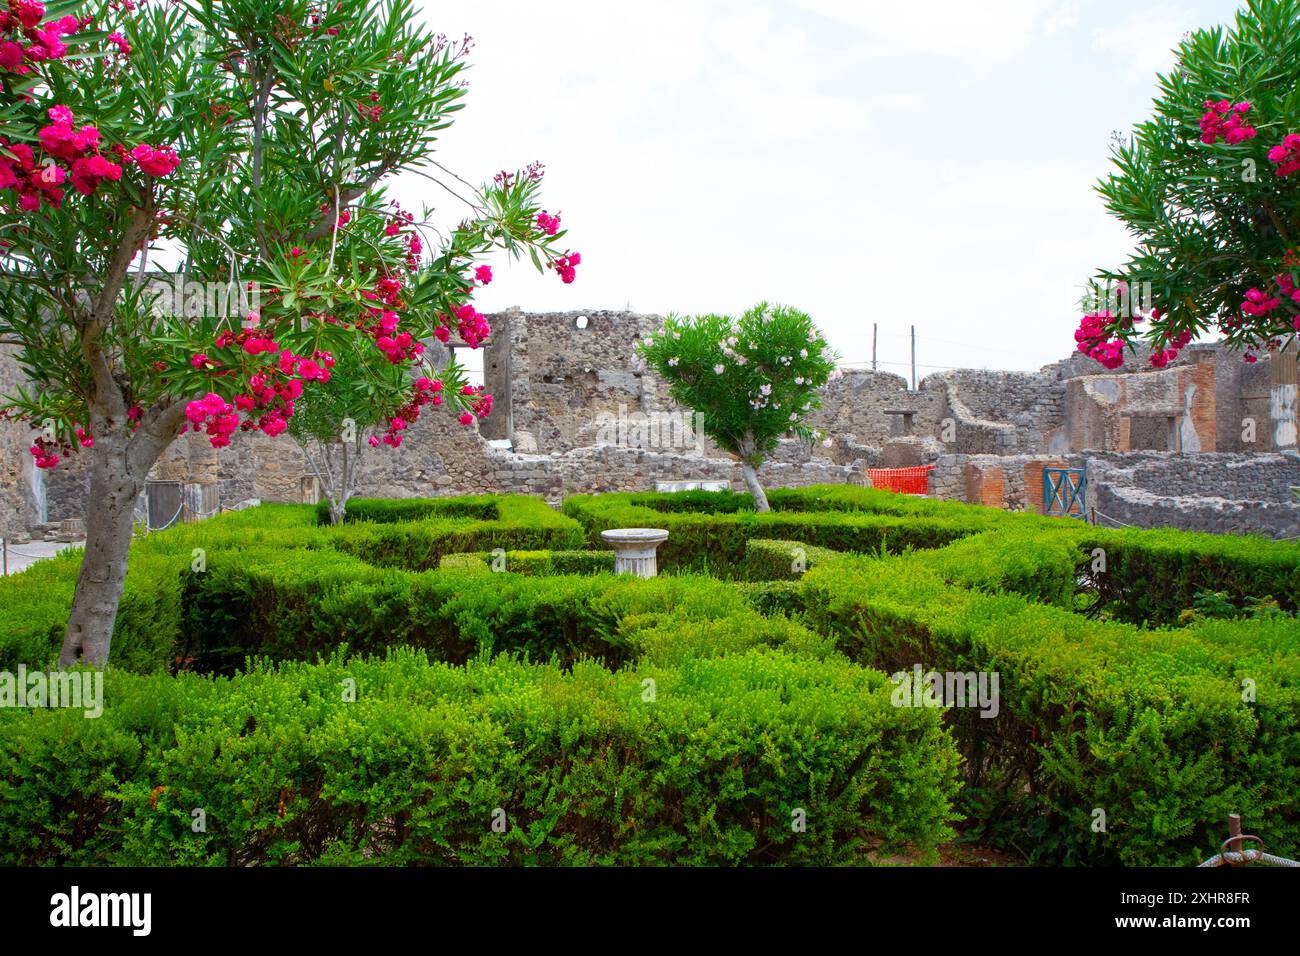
[2,311,1297,536]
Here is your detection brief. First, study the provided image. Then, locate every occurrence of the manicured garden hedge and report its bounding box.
[740,539,843,581]
[0,543,961,864]
[800,538,1300,866]
[0,647,960,866]
[1073,525,1300,624]
[0,496,585,673]
[176,550,833,673]
[314,495,500,524]
[1,484,1297,867]
[438,549,616,576]
[561,487,1008,575]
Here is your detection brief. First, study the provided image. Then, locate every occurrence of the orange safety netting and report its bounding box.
[865,464,934,495]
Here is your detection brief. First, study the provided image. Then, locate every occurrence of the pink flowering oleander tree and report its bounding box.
[0,0,581,666]
[636,303,838,512]
[285,314,491,525]
[1075,0,1300,371]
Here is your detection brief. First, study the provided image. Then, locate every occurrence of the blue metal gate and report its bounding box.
[1043,467,1086,518]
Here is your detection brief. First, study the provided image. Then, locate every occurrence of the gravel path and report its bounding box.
[1,539,84,576]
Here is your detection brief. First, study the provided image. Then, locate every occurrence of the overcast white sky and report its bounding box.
[406,0,1246,376]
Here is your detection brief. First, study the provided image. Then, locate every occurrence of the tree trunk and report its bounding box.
[57,202,163,667]
[329,498,347,525]
[59,428,143,667]
[740,459,770,512]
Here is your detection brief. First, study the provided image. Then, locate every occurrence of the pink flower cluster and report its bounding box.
[1074,311,1125,370]
[359,272,425,365]
[1240,273,1300,333]
[0,4,84,75]
[106,30,130,58]
[1199,100,1255,145]
[1268,134,1300,177]
[375,375,445,448]
[494,162,544,189]
[553,251,581,284]
[1149,326,1191,369]
[536,211,560,236]
[455,302,491,348]
[185,393,240,447]
[184,328,337,447]
[1,102,179,210]
[461,383,493,424]
[1244,272,1300,314]
[375,317,419,364]
[29,437,59,469]
[320,200,352,231]
[1241,287,1281,317]
[1,105,122,209]
[356,91,383,123]
[130,143,179,177]
[474,264,492,285]
[383,202,421,269]
[385,205,413,237]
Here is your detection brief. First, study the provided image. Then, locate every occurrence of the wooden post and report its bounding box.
[1227,814,1244,862]
[910,325,917,390]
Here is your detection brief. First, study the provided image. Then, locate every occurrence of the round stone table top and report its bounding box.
[600,528,670,547]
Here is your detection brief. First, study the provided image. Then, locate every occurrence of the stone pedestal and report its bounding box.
[601,528,669,578]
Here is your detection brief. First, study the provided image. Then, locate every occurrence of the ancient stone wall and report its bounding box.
[4,308,1298,537]
[931,369,1068,455]
[0,345,39,536]
[490,309,665,453]
[929,453,1083,512]
[1087,452,1300,538]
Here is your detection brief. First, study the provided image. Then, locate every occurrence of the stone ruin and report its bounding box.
[2,308,1298,540]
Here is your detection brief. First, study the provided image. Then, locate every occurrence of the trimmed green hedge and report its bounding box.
[562,489,997,575]
[1073,526,1300,625]
[3,485,1298,867]
[177,549,841,674]
[800,536,1300,866]
[438,549,616,576]
[0,648,960,866]
[740,539,844,582]
[0,496,585,673]
[315,495,500,524]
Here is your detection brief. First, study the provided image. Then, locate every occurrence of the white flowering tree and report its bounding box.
[637,303,838,511]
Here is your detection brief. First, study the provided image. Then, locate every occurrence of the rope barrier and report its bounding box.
[1199,849,1300,867]
[1196,815,1300,867]
[1089,508,1142,529]
[1092,506,1298,539]
[146,499,185,533]
[1,543,81,559]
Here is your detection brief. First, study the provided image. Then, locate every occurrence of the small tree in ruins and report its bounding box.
[286,328,489,525]
[0,0,579,665]
[637,303,838,511]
